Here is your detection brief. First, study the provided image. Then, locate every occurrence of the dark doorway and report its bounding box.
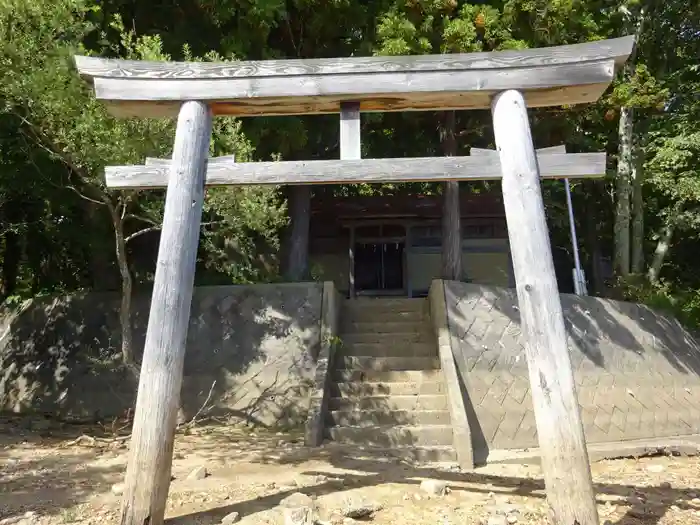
[355,242,404,295]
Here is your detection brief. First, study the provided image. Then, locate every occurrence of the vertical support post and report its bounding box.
[348,226,355,298]
[564,178,587,295]
[441,110,461,281]
[491,90,598,525]
[406,224,413,298]
[119,101,212,525]
[285,186,311,281]
[341,101,360,298]
[340,101,361,160]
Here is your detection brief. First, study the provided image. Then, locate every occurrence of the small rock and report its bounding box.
[111,482,125,496]
[314,474,328,483]
[283,506,315,525]
[420,479,448,496]
[281,493,315,508]
[692,498,700,504]
[0,516,23,525]
[414,494,423,501]
[660,481,672,489]
[670,505,680,512]
[506,515,518,524]
[221,511,240,524]
[187,466,208,480]
[402,494,410,501]
[646,464,665,473]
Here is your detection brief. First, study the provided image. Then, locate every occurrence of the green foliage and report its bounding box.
[0,0,287,300]
[0,0,698,335]
[619,275,700,332]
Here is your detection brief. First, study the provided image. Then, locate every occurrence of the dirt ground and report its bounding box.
[2,417,700,525]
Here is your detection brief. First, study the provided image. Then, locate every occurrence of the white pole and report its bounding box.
[564,178,586,295]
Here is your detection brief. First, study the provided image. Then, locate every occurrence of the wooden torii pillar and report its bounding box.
[74,35,634,525]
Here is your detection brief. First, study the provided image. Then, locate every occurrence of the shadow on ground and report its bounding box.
[164,447,700,525]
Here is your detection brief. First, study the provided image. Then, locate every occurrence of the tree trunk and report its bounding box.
[441,111,461,281]
[631,149,645,273]
[585,203,605,296]
[648,214,676,284]
[616,2,648,278]
[285,186,311,281]
[109,203,137,376]
[614,104,633,278]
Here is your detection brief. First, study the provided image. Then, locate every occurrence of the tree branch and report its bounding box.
[124,220,222,244]
[125,213,159,226]
[125,226,160,244]
[14,111,110,206]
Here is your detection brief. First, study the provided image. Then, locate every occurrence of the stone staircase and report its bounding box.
[324,297,457,463]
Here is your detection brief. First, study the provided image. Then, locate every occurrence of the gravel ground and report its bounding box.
[2,419,700,525]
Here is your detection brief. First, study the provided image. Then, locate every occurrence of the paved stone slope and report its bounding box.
[444,282,700,459]
[0,283,323,427]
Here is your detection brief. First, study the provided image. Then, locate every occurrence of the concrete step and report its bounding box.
[328,394,449,411]
[337,342,437,358]
[340,321,430,335]
[335,356,440,371]
[319,443,458,463]
[344,298,426,313]
[342,309,426,324]
[328,409,451,427]
[331,380,446,397]
[325,425,453,447]
[333,369,443,383]
[339,332,433,346]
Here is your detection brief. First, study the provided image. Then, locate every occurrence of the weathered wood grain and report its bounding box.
[492,89,598,524]
[87,60,615,118]
[340,102,361,160]
[75,36,633,80]
[101,82,613,118]
[145,154,235,166]
[104,153,606,189]
[119,101,212,525]
[74,37,634,117]
[340,101,361,297]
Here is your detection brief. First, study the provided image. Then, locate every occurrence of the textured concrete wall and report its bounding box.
[444,282,700,462]
[0,283,323,427]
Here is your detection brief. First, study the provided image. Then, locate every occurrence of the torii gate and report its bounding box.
[75,35,634,525]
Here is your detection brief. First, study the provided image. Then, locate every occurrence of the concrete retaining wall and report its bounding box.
[0,283,325,428]
[443,281,700,463]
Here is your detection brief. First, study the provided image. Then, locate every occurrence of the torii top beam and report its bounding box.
[74,36,634,119]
